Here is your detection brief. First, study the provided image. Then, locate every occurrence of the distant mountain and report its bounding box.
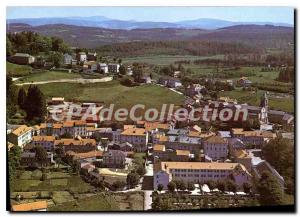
[176,18,293,29]
[6,23,294,49]
[6,16,293,30]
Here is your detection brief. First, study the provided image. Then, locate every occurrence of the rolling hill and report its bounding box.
[6,23,294,50]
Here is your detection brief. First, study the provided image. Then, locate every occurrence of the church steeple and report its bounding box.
[260,92,269,111]
[259,92,269,125]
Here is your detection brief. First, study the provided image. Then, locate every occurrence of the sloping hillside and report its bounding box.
[7,23,293,49]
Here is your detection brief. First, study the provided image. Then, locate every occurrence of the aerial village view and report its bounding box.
[6,6,295,212]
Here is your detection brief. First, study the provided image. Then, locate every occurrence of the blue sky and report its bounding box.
[7,6,294,24]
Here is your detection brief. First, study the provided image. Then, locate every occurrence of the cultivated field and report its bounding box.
[122,55,224,66]
[23,80,185,109]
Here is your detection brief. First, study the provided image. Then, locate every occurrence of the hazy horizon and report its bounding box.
[6,6,294,24]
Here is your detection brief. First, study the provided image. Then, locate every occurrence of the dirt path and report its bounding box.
[15,77,113,86]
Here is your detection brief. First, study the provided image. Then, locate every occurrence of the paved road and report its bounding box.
[15,76,113,86]
[144,190,153,211]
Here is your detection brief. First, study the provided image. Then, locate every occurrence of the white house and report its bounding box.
[8,125,33,148]
[63,53,73,65]
[98,63,108,73]
[76,52,87,62]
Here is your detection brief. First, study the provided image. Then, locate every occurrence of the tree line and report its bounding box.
[17,85,47,124]
[7,31,70,57]
[98,40,258,57]
[277,66,294,83]
[7,76,47,125]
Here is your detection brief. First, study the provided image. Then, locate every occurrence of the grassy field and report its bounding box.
[6,62,32,77]
[219,89,294,113]
[25,81,185,109]
[49,194,119,211]
[12,170,92,193]
[122,55,224,66]
[16,70,83,83]
[11,169,131,211]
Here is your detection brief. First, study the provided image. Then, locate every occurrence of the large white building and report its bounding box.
[203,136,228,161]
[8,125,33,148]
[154,161,251,190]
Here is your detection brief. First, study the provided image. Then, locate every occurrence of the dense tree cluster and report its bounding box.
[7,76,18,119]
[277,66,294,83]
[99,40,258,57]
[8,145,21,183]
[17,85,47,123]
[262,137,294,194]
[257,171,284,206]
[265,53,294,67]
[7,31,70,56]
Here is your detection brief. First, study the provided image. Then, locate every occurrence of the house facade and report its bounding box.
[76,52,87,62]
[31,136,55,152]
[8,125,33,148]
[9,53,35,65]
[203,136,228,161]
[85,61,98,73]
[108,64,120,73]
[63,53,73,65]
[120,127,148,152]
[154,161,251,190]
[54,138,96,153]
[103,150,126,168]
[39,121,87,138]
[231,128,275,148]
[98,63,108,73]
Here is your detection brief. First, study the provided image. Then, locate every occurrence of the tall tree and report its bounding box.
[257,171,284,206]
[17,87,26,109]
[6,36,13,57]
[217,180,226,192]
[157,184,164,192]
[8,145,21,182]
[132,65,143,82]
[262,137,294,193]
[47,51,63,68]
[243,182,252,194]
[34,145,48,168]
[119,65,126,75]
[167,181,176,193]
[126,172,139,188]
[7,76,18,119]
[24,85,47,122]
[226,180,237,193]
